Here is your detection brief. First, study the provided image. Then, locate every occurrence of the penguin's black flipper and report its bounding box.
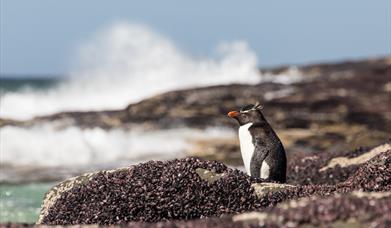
[249,142,268,178]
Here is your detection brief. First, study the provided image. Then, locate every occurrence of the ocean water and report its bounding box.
[0,77,61,93]
[0,183,54,223]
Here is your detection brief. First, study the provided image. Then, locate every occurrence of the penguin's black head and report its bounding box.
[227,103,265,126]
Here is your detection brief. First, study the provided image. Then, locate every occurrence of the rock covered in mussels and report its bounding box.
[38,144,391,225]
[225,192,391,228]
[38,158,264,225]
[7,192,391,227]
[287,142,391,185]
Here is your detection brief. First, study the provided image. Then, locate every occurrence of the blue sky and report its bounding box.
[1,0,390,76]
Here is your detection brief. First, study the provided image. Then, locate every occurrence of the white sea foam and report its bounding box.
[0,22,260,120]
[0,124,235,168]
[261,66,303,84]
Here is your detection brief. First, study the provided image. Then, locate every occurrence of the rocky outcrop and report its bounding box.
[37,142,391,226]
[1,57,390,166]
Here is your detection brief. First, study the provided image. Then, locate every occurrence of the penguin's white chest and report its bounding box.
[238,123,270,179]
[238,123,255,175]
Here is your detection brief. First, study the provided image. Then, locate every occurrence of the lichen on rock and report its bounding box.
[251,182,296,198]
[195,168,226,184]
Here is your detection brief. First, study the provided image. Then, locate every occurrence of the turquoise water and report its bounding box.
[0,183,54,223]
[0,78,59,223]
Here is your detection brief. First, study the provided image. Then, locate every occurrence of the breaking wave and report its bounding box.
[0,22,260,120]
[0,124,235,168]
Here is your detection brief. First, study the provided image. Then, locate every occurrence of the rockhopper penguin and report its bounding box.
[228,103,287,183]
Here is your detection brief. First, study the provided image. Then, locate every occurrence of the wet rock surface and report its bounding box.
[37,143,391,226]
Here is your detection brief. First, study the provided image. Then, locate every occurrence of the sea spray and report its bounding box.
[0,22,259,120]
[0,124,235,168]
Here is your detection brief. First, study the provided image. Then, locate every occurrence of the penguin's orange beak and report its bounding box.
[227,111,240,118]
